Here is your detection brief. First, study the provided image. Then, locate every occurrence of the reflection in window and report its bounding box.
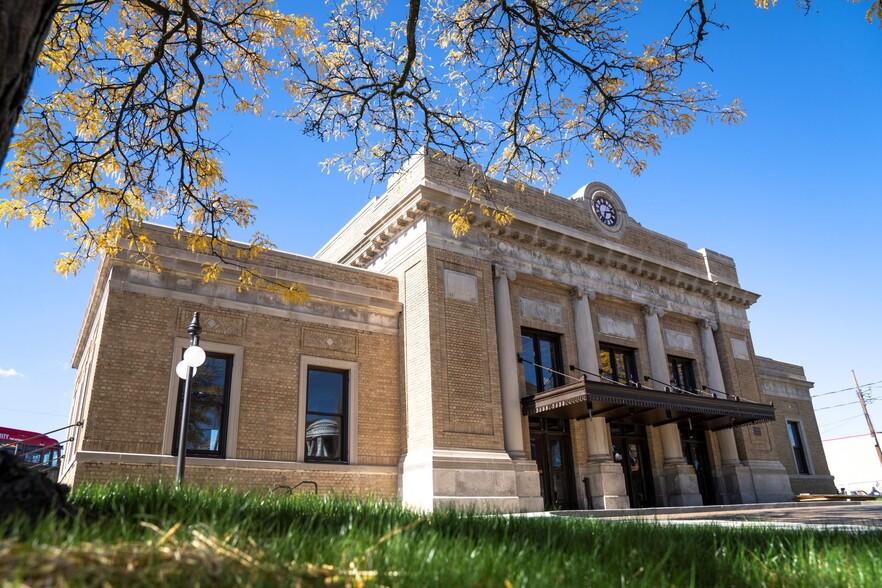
[668,357,698,392]
[22,446,41,464]
[173,352,233,458]
[787,421,811,474]
[521,330,563,395]
[599,345,638,385]
[305,368,348,462]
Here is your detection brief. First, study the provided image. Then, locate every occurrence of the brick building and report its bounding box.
[61,149,835,510]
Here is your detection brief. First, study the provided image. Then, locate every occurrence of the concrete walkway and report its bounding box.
[546,501,882,531]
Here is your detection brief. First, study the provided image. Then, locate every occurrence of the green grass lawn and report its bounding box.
[2,483,881,587]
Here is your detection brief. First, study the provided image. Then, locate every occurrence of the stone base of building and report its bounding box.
[577,462,630,510]
[69,451,399,496]
[789,474,837,495]
[662,462,703,506]
[717,462,757,505]
[716,461,795,505]
[513,459,544,512]
[400,448,541,513]
[743,459,794,502]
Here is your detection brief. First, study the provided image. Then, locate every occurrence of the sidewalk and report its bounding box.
[548,501,882,531]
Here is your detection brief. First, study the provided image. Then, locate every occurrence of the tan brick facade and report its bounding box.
[63,225,401,499]
[757,357,835,494]
[64,149,833,510]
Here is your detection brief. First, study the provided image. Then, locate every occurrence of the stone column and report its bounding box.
[493,265,526,460]
[699,320,740,466]
[573,288,629,509]
[643,305,701,506]
[699,319,757,504]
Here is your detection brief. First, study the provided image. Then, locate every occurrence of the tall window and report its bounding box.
[599,345,638,385]
[305,367,349,462]
[668,357,698,392]
[173,352,233,458]
[521,329,563,395]
[787,421,811,474]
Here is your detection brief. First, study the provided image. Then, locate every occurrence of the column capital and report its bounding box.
[493,264,516,281]
[642,304,664,318]
[572,287,596,301]
[700,318,719,332]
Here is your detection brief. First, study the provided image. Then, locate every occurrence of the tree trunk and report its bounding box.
[0,0,60,166]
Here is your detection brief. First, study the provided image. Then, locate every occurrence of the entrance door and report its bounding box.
[681,429,716,505]
[529,417,576,510]
[610,424,655,508]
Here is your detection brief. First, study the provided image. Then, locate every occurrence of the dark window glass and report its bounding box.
[787,421,810,474]
[521,330,563,395]
[668,357,698,392]
[305,368,348,462]
[173,352,233,458]
[599,345,638,385]
[22,445,42,464]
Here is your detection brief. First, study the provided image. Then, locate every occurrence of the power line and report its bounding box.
[812,379,882,398]
[0,406,67,418]
[820,414,865,431]
[815,400,861,411]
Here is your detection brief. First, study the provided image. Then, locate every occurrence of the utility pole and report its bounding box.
[852,370,882,471]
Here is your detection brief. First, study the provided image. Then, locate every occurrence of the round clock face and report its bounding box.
[593,196,618,227]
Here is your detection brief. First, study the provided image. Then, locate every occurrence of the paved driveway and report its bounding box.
[550,501,882,531]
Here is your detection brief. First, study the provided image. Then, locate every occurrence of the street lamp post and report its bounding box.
[175,311,206,486]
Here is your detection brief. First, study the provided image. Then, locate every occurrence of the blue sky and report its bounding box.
[1,2,880,487]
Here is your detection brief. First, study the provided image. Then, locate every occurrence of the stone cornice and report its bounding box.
[111,247,402,321]
[344,179,761,309]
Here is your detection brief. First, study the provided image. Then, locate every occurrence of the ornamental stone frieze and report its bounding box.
[121,266,399,334]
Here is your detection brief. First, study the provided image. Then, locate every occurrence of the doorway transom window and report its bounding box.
[521,329,563,395]
[599,345,638,385]
[668,356,698,392]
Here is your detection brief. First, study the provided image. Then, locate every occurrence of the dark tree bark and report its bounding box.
[0,0,60,166]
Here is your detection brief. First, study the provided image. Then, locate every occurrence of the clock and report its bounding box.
[593,195,618,227]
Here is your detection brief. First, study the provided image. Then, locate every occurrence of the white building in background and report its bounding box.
[823,434,882,493]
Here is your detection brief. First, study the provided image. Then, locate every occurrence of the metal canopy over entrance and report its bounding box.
[521,379,775,432]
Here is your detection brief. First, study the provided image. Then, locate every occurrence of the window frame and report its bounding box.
[171,351,234,458]
[599,344,639,386]
[520,329,564,395]
[163,338,243,458]
[786,419,812,475]
[297,355,359,464]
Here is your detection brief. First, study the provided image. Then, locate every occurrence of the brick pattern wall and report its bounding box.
[402,251,434,453]
[81,288,401,465]
[428,248,505,450]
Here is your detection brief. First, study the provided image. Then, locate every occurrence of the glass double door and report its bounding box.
[610,424,656,508]
[529,417,576,510]
[681,429,716,505]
